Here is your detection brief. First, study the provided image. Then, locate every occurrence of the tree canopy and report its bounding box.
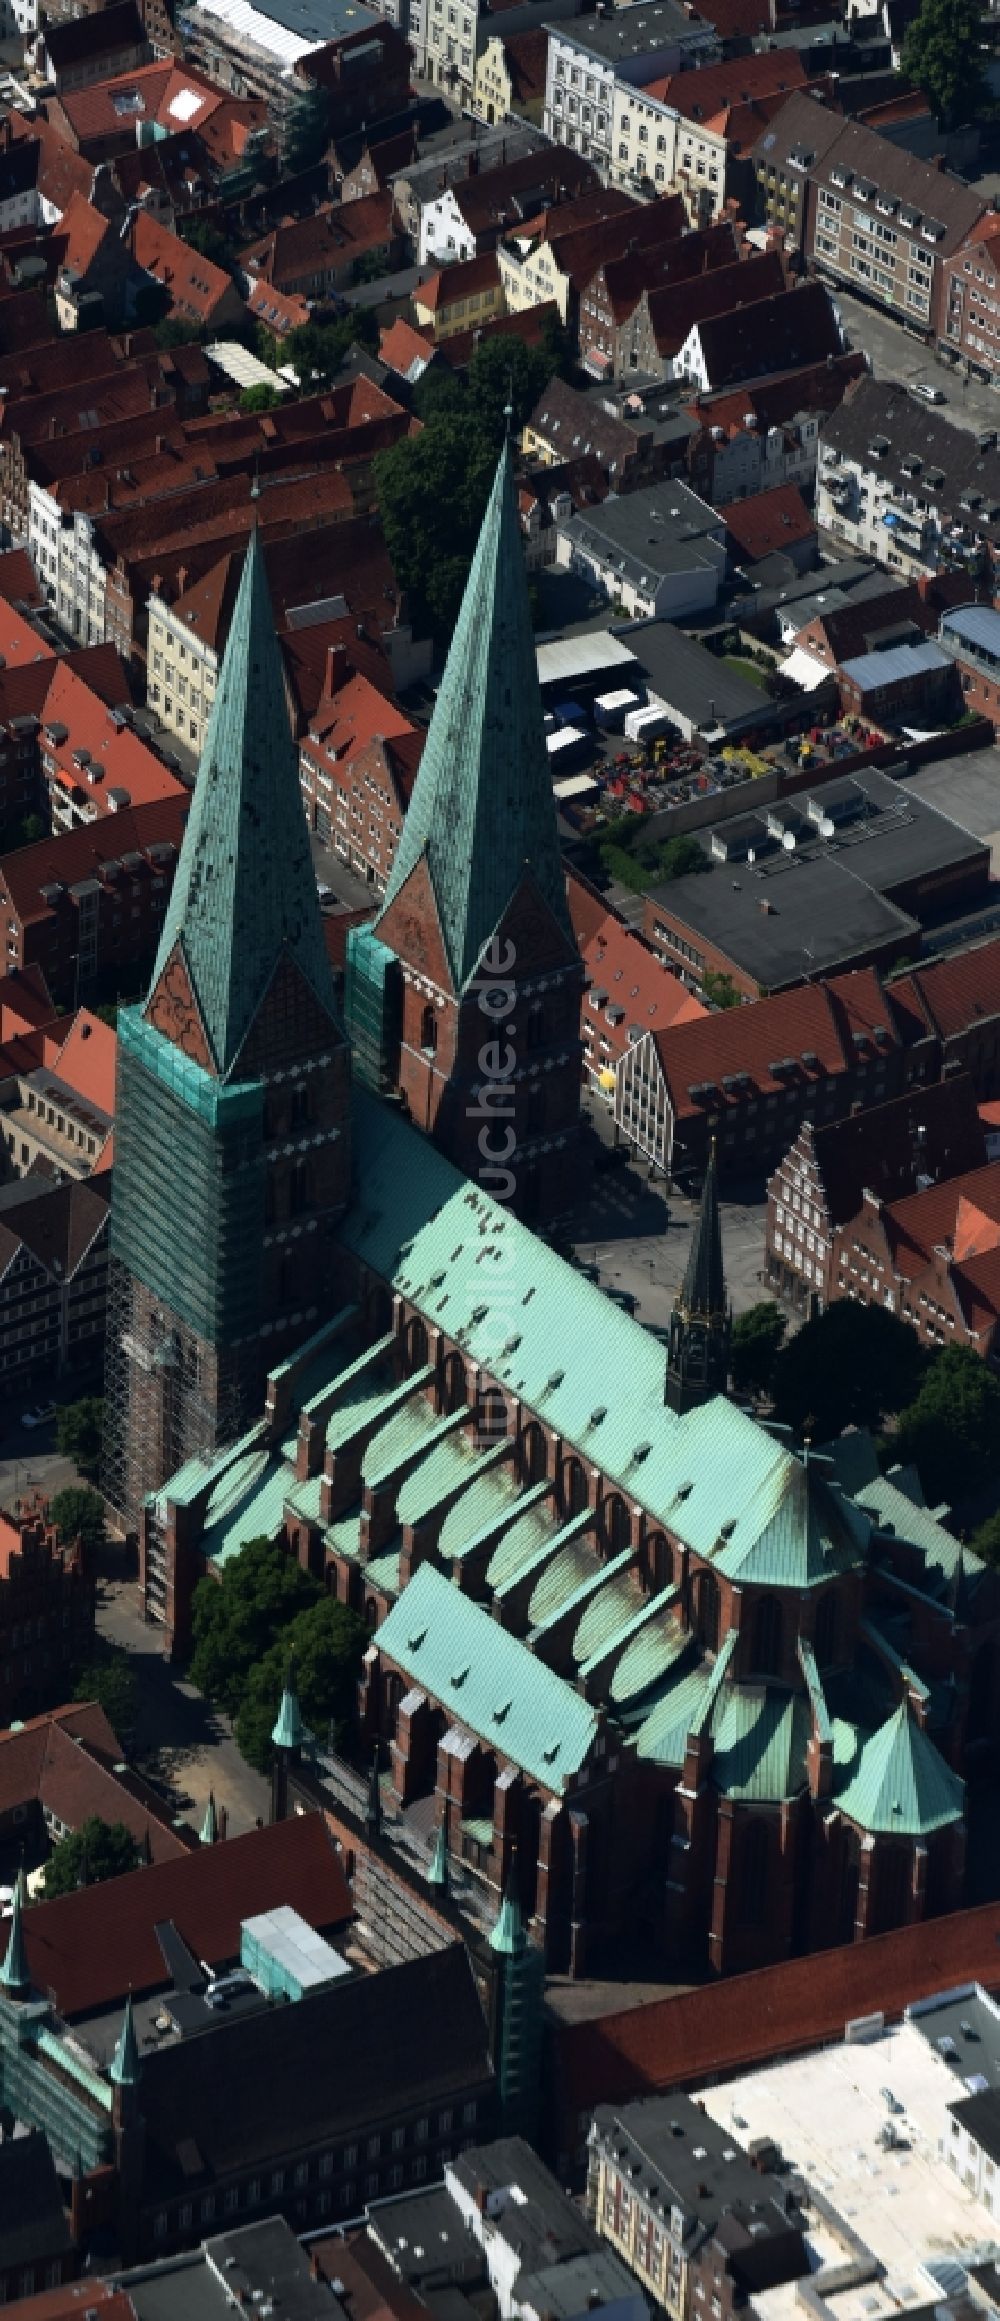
[42,1815,140,1899]
[56,1397,103,1481]
[72,1645,137,1742]
[279,311,377,391]
[970,1510,1000,1570]
[900,0,986,127]
[188,1536,320,1720]
[770,1300,928,1440]
[50,1486,106,1559]
[373,334,561,642]
[731,1301,787,1398]
[234,1594,369,1772]
[240,382,282,412]
[895,1345,1000,1506]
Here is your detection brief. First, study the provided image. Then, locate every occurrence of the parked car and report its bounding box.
[21,1402,56,1428]
[911,382,946,404]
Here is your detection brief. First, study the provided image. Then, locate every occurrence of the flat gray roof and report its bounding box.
[622,619,777,727]
[551,0,698,58]
[562,484,723,588]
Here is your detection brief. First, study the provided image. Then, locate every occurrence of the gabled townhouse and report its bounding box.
[826,1161,1000,1359]
[632,246,788,380]
[417,147,597,266]
[52,190,132,331]
[496,184,634,319]
[0,341,211,549]
[616,966,908,1179]
[523,375,673,486]
[131,211,243,335]
[567,875,706,1100]
[816,375,1000,584]
[682,355,866,500]
[239,192,399,298]
[299,659,423,885]
[765,1070,986,1313]
[37,0,150,93]
[577,216,740,379]
[412,251,503,341]
[0,1501,93,1724]
[0,111,97,233]
[940,218,1000,381]
[751,91,988,337]
[0,794,188,1005]
[472,28,549,128]
[675,278,843,392]
[0,1005,116,1183]
[0,1172,111,1389]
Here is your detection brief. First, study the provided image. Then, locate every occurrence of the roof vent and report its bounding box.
[589,1406,607,1427]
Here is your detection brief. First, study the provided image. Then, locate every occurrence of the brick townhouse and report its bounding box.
[566,870,706,1097]
[766,1069,986,1312]
[38,0,151,93]
[0,793,188,1006]
[0,339,211,547]
[131,210,245,334]
[610,246,789,384]
[681,353,866,502]
[0,1496,94,1724]
[940,215,1000,378]
[299,655,423,884]
[238,192,399,301]
[826,1160,1000,1359]
[0,1171,111,1393]
[621,932,1000,1182]
[578,216,739,379]
[500,190,684,339]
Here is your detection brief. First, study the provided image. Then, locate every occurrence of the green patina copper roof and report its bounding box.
[396,1426,500,1530]
[365,1545,402,1598]
[835,1702,963,1834]
[607,1595,687,1702]
[272,1665,311,1752]
[149,527,340,1079]
[708,1455,870,1591]
[373,1561,599,1792]
[110,1993,141,2088]
[202,1454,290,1568]
[374,443,572,992]
[0,1875,29,1996]
[427,1820,449,1889]
[797,1637,832,1746]
[363,1394,464,1492]
[572,1567,644,1668]
[325,1348,416,1453]
[486,1494,562,1594]
[711,1687,812,1803]
[437,1445,520,1561]
[855,1472,979,1592]
[489,1869,526,1957]
[200,1792,218,1845]
[527,1534,607,1632]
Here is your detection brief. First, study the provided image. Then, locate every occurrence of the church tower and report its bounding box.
[364,442,583,1219]
[665,1142,730,1414]
[104,531,351,1543]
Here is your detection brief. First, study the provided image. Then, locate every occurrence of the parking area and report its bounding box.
[555,1100,771,1329]
[833,287,1000,435]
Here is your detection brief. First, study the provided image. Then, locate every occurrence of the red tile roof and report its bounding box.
[553,1900,1000,2123]
[0,546,44,608]
[0,1705,190,1865]
[498,27,549,101]
[39,660,187,815]
[654,967,897,1121]
[246,276,310,336]
[416,251,500,312]
[239,193,393,292]
[644,49,810,121]
[48,1010,117,1119]
[593,219,740,326]
[436,301,562,371]
[379,316,436,377]
[0,795,188,930]
[891,937,1000,1044]
[22,1812,353,2019]
[305,667,417,764]
[722,481,816,561]
[132,210,238,327]
[55,189,113,280]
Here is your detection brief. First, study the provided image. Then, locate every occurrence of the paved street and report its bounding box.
[559,1099,771,1331]
[94,1559,271,1838]
[833,288,1000,435]
[0,1405,79,1516]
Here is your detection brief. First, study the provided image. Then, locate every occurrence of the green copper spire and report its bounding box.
[110,1991,141,2087]
[271,1659,310,1753]
[489,1860,526,1956]
[148,527,339,1079]
[0,1876,30,1998]
[680,1140,727,1322]
[376,442,573,991]
[200,1791,218,1846]
[427,1818,449,1891]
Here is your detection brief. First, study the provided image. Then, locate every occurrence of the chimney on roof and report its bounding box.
[176,567,187,594]
[468,147,479,177]
[326,641,348,693]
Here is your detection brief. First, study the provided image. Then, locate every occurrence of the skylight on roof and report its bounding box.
[169,86,206,121]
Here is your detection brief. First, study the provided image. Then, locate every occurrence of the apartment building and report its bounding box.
[472,29,548,127]
[411,0,578,108]
[683,360,865,501]
[544,4,719,181]
[556,480,727,619]
[940,219,1000,380]
[299,667,423,884]
[0,795,188,1006]
[816,376,1000,582]
[417,148,596,266]
[0,1172,110,1389]
[0,1008,115,1183]
[610,51,812,214]
[588,2097,807,2321]
[751,92,987,336]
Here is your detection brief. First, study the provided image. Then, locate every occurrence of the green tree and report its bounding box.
[284,312,376,392]
[900,0,985,127]
[235,1593,368,1772]
[240,381,282,412]
[896,1346,1000,1505]
[771,1301,928,1441]
[467,333,551,440]
[41,1815,140,1898]
[56,1396,104,1481]
[178,216,234,273]
[152,314,203,348]
[375,411,498,640]
[72,1645,136,1741]
[969,1511,1000,1570]
[731,1301,787,1398]
[702,970,741,1010]
[188,1535,320,1719]
[50,1486,106,1559]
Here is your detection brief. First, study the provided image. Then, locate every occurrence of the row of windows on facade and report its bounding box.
[152,2107,480,2236]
